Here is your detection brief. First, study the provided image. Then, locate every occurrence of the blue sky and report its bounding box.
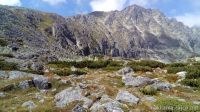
[0,0,200,27]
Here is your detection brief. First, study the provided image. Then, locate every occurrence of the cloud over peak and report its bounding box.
[0,0,21,6]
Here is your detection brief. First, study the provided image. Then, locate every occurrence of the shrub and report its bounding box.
[0,61,18,70]
[20,69,44,75]
[166,67,186,74]
[131,65,152,72]
[181,79,200,88]
[128,60,166,71]
[186,69,200,79]
[0,38,8,47]
[53,69,86,76]
[0,54,14,58]
[167,62,187,67]
[140,85,157,95]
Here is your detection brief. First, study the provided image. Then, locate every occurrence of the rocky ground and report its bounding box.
[0,57,200,112]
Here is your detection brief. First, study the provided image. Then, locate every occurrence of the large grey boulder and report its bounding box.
[116,90,139,105]
[54,87,90,108]
[117,67,133,76]
[22,101,37,109]
[33,76,52,90]
[122,75,153,87]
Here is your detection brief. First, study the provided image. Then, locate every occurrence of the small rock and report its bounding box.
[31,62,44,72]
[72,104,86,112]
[177,99,186,102]
[193,101,200,105]
[142,96,157,102]
[22,101,37,109]
[18,80,34,89]
[116,90,139,104]
[117,67,133,75]
[33,76,52,90]
[151,81,172,91]
[0,92,5,97]
[176,71,187,78]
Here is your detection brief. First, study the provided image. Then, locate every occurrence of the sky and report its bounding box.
[0,0,200,27]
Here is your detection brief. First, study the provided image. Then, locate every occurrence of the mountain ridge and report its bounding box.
[0,4,200,62]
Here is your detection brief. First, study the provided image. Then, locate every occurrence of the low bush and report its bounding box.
[20,69,44,75]
[0,54,14,58]
[48,60,123,70]
[167,62,187,67]
[131,65,152,72]
[0,61,18,70]
[140,85,157,95]
[128,60,166,68]
[181,79,200,88]
[53,69,86,76]
[0,38,8,47]
[166,67,186,74]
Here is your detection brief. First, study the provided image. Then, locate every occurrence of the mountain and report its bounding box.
[0,5,200,62]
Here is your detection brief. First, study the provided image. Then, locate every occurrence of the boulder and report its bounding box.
[90,101,124,112]
[122,75,153,87]
[117,67,133,76]
[54,87,89,108]
[33,76,52,90]
[18,80,34,89]
[31,62,44,72]
[151,81,172,91]
[22,101,37,109]
[0,71,36,80]
[116,90,139,104]
[176,71,187,78]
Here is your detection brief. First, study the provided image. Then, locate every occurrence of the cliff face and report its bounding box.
[0,5,200,62]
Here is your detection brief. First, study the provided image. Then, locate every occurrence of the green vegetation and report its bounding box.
[155,98,200,112]
[139,85,157,95]
[0,38,8,46]
[48,60,123,71]
[128,60,166,68]
[127,60,165,72]
[53,69,86,76]
[0,61,18,70]
[0,53,14,58]
[181,79,200,88]
[20,69,44,75]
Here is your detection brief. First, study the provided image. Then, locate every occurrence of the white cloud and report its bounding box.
[0,0,21,6]
[128,0,159,7]
[89,0,162,11]
[175,13,200,27]
[42,0,67,5]
[90,0,127,11]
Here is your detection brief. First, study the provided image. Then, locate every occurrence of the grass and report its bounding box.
[155,98,200,112]
[181,79,200,88]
